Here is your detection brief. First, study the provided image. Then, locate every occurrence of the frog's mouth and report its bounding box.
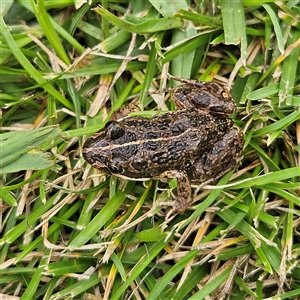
[82,149,107,171]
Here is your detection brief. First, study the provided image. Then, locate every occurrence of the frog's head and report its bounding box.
[83,122,144,179]
[82,130,112,174]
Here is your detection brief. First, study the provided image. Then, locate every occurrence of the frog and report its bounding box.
[82,77,243,213]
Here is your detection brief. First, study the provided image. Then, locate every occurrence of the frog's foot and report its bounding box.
[159,199,190,224]
[159,198,192,214]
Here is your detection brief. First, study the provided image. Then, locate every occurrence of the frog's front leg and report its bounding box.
[159,170,192,213]
[193,128,243,183]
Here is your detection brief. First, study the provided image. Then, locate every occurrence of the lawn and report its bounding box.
[1,1,300,299]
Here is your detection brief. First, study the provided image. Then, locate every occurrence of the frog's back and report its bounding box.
[120,109,233,139]
[83,109,235,179]
[104,110,233,178]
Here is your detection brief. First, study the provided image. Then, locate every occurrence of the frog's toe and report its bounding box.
[158,198,191,214]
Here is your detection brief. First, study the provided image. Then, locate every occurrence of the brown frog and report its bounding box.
[83,77,243,212]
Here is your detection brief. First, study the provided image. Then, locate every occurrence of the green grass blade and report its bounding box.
[0,17,74,109]
[253,110,300,137]
[148,250,198,299]
[20,268,44,300]
[189,265,232,299]
[0,126,60,170]
[174,9,222,27]
[217,167,300,190]
[0,0,13,15]
[149,0,188,17]
[221,0,247,63]
[68,182,135,249]
[30,0,70,64]
[278,28,300,105]
[0,186,17,206]
[111,236,174,299]
[94,5,183,34]
[170,24,197,80]
[263,4,285,54]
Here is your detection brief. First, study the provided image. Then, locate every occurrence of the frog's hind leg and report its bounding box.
[193,128,244,184]
[108,103,141,121]
[158,170,192,214]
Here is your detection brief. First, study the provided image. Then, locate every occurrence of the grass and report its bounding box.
[1,0,300,299]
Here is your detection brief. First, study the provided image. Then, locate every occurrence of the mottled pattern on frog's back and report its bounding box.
[125,110,230,133]
[83,109,234,179]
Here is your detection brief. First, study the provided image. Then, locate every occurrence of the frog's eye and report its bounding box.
[110,125,125,140]
[104,121,113,128]
[108,164,124,174]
